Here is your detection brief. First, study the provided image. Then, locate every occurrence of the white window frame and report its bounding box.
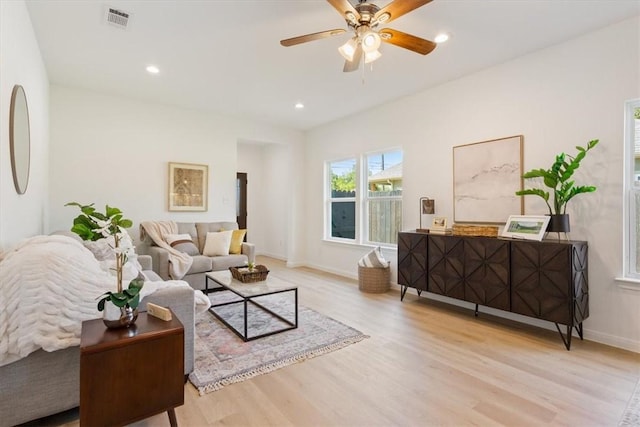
[325,157,359,243]
[324,150,403,247]
[362,149,403,247]
[623,99,640,281]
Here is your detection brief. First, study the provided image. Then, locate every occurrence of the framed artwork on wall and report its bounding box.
[168,162,208,211]
[453,135,524,223]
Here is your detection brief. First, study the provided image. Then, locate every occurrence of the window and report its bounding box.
[326,150,403,246]
[327,158,357,240]
[365,150,403,245]
[624,99,640,279]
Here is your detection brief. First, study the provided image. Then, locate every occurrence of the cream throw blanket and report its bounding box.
[140,221,193,279]
[0,235,210,367]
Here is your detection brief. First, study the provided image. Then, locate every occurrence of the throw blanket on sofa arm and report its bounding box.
[140,220,193,280]
[0,235,210,367]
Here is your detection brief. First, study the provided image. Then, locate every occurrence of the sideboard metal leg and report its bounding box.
[555,323,572,350]
[575,322,584,340]
[400,286,408,301]
[417,289,422,297]
[474,304,479,317]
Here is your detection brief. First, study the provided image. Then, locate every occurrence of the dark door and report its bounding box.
[236,172,247,233]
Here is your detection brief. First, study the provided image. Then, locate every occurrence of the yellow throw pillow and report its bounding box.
[229,229,247,254]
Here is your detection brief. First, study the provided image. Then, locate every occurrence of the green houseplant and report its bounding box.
[66,202,143,327]
[515,139,599,232]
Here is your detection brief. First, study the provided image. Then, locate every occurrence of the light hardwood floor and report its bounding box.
[59,256,638,426]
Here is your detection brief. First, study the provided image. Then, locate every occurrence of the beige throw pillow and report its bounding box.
[203,230,233,256]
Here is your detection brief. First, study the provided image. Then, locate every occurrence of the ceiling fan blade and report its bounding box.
[379,28,436,55]
[343,44,363,72]
[374,0,433,25]
[327,0,360,21]
[280,29,346,47]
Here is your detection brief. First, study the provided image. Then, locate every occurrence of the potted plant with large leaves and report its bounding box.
[66,202,143,328]
[96,277,144,328]
[515,139,599,233]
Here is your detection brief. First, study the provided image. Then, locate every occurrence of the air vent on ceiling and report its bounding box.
[105,7,130,29]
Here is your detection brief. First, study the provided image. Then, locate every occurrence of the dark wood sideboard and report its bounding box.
[397,231,589,350]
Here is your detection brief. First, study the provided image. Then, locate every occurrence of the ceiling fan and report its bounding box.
[280,0,437,72]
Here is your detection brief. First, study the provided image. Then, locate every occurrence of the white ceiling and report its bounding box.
[25,0,640,131]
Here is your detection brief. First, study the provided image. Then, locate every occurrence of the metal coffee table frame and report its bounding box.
[205,271,298,342]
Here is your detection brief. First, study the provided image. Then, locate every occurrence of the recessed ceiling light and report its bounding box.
[146,65,160,74]
[295,102,304,109]
[434,33,449,44]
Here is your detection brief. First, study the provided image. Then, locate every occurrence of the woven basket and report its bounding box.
[452,224,499,237]
[229,265,269,283]
[358,265,390,293]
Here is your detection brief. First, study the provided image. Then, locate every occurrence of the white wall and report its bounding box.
[0,0,49,251]
[305,17,640,352]
[49,86,304,249]
[237,141,302,261]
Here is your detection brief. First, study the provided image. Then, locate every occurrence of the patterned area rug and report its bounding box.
[188,291,368,395]
[620,378,640,426]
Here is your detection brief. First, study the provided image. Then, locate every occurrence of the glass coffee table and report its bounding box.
[205,270,298,341]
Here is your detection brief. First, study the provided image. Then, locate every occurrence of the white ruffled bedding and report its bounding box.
[0,235,210,367]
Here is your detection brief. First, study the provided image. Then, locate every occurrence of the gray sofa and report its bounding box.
[139,221,256,291]
[0,255,196,427]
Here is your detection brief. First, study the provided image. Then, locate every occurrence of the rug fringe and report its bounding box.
[196,334,369,395]
[619,377,640,426]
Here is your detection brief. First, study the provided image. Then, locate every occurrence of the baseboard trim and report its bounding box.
[302,262,358,281]
[583,329,640,353]
[256,252,286,262]
[285,260,305,268]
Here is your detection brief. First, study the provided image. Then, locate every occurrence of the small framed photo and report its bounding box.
[431,216,447,231]
[501,215,550,241]
[168,162,208,211]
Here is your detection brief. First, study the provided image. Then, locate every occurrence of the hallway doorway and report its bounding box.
[236,172,247,234]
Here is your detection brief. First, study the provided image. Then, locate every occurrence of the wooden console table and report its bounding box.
[398,232,589,350]
[80,311,184,426]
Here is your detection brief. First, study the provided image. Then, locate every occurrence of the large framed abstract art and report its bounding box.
[453,135,523,223]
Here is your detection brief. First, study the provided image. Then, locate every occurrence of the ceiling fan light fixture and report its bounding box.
[338,38,358,61]
[434,33,449,44]
[364,49,382,64]
[361,31,381,53]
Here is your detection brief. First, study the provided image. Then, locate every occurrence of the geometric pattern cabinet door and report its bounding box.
[510,240,589,349]
[397,232,428,300]
[428,235,465,300]
[464,237,510,311]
